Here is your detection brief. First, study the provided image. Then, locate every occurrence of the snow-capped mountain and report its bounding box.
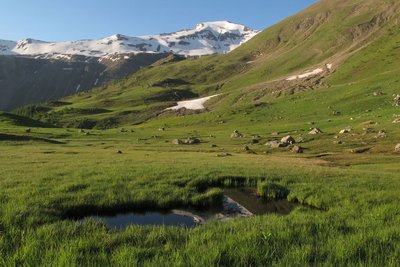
[0,21,259,59]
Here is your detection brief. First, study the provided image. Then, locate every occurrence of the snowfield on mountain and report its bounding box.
[166,94,220,111]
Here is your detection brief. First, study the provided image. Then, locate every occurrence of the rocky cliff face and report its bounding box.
[0,53,169,111]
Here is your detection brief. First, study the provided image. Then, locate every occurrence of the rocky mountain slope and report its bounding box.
[0,21,258,111]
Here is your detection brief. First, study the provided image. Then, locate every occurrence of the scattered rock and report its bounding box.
[333,140,344,144]
[271,132,279,136]
[363,128,375,134]
[211,144,217,148]
[250,135,260,144]
[172,139,182,145]
[120,128,127,133]
[281,135,296,145]
[230,130,243,138]
[158,127,165,131]
[362,121,378,125]
[291,145,304,153]
[393,94,400,106]
[183,137,200,145]
[309,128,322,135]
[395,144,400,152]
[375,130,386,139]
[350,147,371,154]
[373,91,384,96]
[25,128,31,133]
[242,145,250,151]
[265,140,287,148]
[296,137,305,143]
[339,128,352,134]
[173,138,200,145]
[117,150,123,154]
[79,129,85,133]
[392,118,400,124]
[217,152,232,157]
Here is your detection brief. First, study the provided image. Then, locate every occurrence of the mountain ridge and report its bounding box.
[0,21,259,59]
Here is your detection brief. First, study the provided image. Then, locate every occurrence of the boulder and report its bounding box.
[281,135,296,145]
[230,130,243,138]
[309,128,322,135]
[291,145,304,153]
[158,127,165,131]
[25,128,31,133]
[395,144,400,152]
[117,150,123,154]
[183,138,201,145]
[392,118,400,124]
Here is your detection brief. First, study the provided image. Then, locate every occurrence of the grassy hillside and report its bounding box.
[16,0,400,133]
[1,0,400,265]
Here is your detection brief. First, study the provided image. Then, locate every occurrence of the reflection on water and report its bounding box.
[224,188,297,215]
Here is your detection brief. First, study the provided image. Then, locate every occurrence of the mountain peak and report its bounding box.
[0,21,258,59]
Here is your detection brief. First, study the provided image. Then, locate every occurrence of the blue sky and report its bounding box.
[0,0,317,41]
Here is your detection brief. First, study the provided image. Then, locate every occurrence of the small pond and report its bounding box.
[78,188,297,229]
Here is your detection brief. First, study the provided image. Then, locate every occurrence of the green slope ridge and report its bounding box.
[10,0,400,154]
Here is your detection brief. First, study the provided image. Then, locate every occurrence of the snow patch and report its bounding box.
[166,94,219,111]
[286,64,333,81]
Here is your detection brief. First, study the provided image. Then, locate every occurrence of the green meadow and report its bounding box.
[1,0,400,265]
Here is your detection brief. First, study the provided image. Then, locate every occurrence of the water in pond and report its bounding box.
[78,188,296,229]
[224,188,297,215]
[86,211,199,228]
